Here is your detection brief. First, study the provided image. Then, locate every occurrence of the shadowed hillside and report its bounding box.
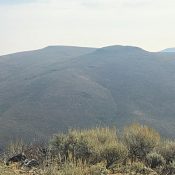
[1,45,175,146]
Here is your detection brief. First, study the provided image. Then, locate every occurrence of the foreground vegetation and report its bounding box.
[0,123,175,175]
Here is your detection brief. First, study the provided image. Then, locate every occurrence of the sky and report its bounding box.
[0,0,175,55]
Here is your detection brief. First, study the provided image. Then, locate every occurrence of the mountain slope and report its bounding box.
[1,45,175,146]
[72,46,175,137]
[161,47,175,52]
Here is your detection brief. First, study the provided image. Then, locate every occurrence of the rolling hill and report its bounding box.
[1,45,175,147]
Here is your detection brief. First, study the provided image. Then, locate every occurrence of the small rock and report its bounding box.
[6,153,26,165]
[23,159,39,168]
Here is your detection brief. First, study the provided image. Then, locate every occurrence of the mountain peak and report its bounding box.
[97,45,148,53]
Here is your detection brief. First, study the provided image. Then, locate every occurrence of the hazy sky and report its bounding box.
[0,0,175,55]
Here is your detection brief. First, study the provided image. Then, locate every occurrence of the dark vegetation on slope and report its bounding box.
[1,45,175,147]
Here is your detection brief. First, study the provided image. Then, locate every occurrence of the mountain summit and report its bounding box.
[97,45,148,52]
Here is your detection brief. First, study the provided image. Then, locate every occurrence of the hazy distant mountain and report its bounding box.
[1,45,175,146]
[161,47,175,52]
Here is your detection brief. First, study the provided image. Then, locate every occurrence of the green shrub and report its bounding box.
[101,142,128,169]
[146,152,165,169]
[168,161,175,174]
[124,123,160,161]
[50,127,118,164]
[158,140,175,164]
[50,133,69,159]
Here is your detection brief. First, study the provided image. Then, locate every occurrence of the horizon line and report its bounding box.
[0,44,174,57]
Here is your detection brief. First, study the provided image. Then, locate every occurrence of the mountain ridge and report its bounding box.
[1,45,175,147]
